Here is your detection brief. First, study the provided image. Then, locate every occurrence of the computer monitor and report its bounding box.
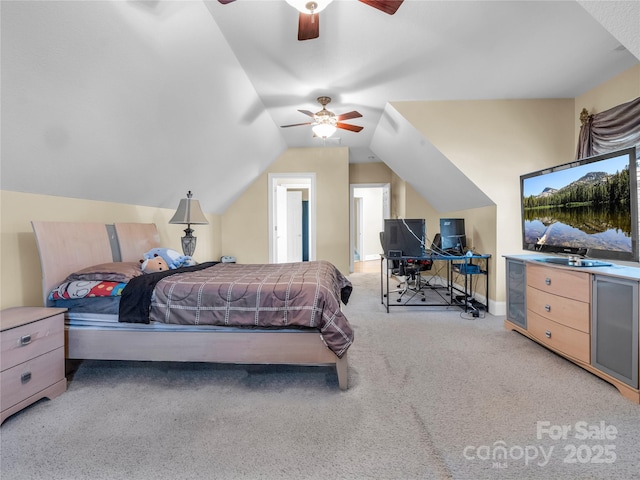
[431,233,441,251]
[383,219,426,257]
[440,218,466,252]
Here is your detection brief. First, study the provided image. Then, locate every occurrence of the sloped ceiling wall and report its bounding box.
[1,1,638,216]
[371,104,495,212]
[0,1,286,214]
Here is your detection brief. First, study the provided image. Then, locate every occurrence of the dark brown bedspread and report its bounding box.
[149,261,354,357]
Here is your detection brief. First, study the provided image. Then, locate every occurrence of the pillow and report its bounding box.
[65,262,143,283]
[49,280,127,300]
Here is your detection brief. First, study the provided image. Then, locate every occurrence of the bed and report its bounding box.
[32,221,352,389]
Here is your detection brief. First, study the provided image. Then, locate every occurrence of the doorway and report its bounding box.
[350,183,390,272]
[269,173,316,263]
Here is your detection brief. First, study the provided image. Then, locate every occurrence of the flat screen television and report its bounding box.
[382,219,426,257]
[440,218,466,252]
[520,147,638,262]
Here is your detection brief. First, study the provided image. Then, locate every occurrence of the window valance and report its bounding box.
[576,96,640,159]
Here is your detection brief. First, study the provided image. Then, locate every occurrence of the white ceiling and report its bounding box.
[204,0,638,162]
[1,0,638,214]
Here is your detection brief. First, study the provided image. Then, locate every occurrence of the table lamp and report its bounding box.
[169,190,209,257]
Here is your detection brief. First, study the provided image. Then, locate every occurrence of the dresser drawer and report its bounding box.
[527,287,590,333]
[0,313,64,371]
[527,311,590,363]
[527,264,590,302]
[0,347,65,411]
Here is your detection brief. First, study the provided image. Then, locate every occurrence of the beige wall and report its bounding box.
[390,172,406,219]
[349,162,392,185]
[393,64,640,311]
[0,190,220,310]
[220,147,350,273]
[393,98,576,310]
[404,184,440,239]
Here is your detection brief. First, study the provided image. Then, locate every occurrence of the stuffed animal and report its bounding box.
[142,248,194,270]
[140,255,169,274]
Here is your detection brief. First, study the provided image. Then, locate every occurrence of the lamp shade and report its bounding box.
[169,191,209,225]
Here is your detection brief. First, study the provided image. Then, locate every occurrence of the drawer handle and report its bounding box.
[544,305,551,312]
[545,330,552,339]
[545,278,551,285]
[20,334,32,346]
[21,372,32,384]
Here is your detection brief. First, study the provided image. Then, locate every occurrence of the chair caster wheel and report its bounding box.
[397,299,402,303]
[421,298,426,302]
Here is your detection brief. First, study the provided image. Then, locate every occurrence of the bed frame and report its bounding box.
[31,221,348,389]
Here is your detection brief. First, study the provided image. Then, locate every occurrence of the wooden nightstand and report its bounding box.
[1,307,67,425]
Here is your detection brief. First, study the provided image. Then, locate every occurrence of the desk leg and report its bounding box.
[385,260,390,313]
[465,260,470,312]
[380,257,390,313]
[485,258,489,314]
[447,261,453,301]
[380,257,384,305]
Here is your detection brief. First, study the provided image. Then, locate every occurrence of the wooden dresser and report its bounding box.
[505,255,640,403]
[526,264,591,364]
[1,307,67,424]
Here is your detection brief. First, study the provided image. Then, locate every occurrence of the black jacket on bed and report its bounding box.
[119,262,218,323]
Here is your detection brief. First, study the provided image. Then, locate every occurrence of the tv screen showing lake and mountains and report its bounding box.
[522,154,633,254]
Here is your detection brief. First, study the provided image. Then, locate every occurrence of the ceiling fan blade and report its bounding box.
[298,110,316,118]
[281,122,313,128]
[336,111,362,121]
[217,0,236,4]
[337,123,364,133]
[358,0,403,15]
[298,13,319,41]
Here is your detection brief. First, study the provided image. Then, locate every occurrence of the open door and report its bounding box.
[269,173,316,264]
[350,183,390,272]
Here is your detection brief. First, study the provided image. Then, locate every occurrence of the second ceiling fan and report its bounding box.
[281,96,363,138]
[218,0,404,41]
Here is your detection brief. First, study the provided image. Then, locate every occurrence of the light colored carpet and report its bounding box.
[1,271,639,480]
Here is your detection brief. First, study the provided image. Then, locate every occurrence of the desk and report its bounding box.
[380,253,490,313]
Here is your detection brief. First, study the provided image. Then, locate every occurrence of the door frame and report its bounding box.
[269,173,316,263]
[349,183,390,272]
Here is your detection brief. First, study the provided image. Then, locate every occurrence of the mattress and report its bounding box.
[66,311,321,334]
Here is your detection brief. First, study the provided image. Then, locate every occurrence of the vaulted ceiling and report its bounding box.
[1,1,638,214]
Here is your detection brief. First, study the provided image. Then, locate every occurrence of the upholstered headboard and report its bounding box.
[32,221,160,305]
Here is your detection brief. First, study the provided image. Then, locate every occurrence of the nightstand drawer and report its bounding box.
[528,311,590,363]
[527,264,590,302]
[527,287,590,333]
[0,313,64,371]
[0,347,65,411]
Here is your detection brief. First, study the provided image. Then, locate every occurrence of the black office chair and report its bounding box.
[395,260,433,302]
[380,232,430,302]
[380,232,409,296]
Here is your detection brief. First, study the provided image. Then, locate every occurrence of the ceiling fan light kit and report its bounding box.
[285,0,333,14]
[312,123,337,139]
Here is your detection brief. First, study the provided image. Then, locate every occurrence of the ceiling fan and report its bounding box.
[280,96,363,138]
[217,0,404,41]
